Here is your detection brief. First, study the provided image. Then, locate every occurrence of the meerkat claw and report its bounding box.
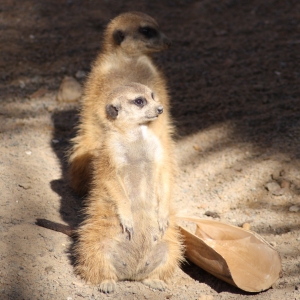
[158,218,169,235]
[121,223,134,240]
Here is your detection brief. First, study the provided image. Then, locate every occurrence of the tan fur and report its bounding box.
[68,12,172,196]
[73,83,183,293]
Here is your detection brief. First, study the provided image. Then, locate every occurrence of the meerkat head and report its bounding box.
[105,83,163,128]
[103,12,170,56]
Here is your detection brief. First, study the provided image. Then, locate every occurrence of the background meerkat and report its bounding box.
[69,11,172,197]
[73,83,183,293]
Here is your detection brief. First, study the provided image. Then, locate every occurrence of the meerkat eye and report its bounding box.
[133,97,146,107]
[138,26,158,39]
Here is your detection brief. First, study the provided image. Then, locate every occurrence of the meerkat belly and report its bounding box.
[111,175,167,281]
[110,135,167,279]
[111,209,168,280]
[124,163,156,211]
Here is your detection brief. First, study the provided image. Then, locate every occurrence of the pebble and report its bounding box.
[265,181,284,196]
[25,150,32,155]
[72,280,84,287]
[18,183,32,190]
[280,180,290,189]
[19,80,26,89]
[29,88,48,99]
[204,211,220,219]
[75,70,86,79]
[57,76,82,102]
[242,223,251,230]
[193,145,201,151]
[289,205,300,212]
[45,266,54,274]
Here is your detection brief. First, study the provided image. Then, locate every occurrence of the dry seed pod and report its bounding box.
[177,216,282,292]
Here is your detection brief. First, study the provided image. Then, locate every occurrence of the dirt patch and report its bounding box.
[1,0,300,299]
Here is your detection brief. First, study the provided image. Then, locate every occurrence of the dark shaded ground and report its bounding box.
[1,0,300,299]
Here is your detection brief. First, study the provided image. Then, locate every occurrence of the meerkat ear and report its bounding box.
[113,30,125,45]
[106,104,119,119]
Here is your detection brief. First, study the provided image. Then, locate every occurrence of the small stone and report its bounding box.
[75,70,86,79]
[265,181,284,196]
[280,180,290,189]
[242,223,251,230]
[193,145,201,151]
[289,205,300,212]
[30,88,48,99]
[45,266,54,274]
[234,167,242,172]
[25,151,32,155]
[18,183,31,190]
[279,170,285,176]
[57,76,82,102]
[72,280,84,287]
[19,80,26,89]
[204,211,220,218]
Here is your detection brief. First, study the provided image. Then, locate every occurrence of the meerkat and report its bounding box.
[73,83,183,293]
[68,11,172,197]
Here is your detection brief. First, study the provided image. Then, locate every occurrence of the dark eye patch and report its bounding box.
[138,26,158,39]
[151,92,154,100]
[133,97,146,107]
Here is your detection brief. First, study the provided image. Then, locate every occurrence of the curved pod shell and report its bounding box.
[177,216,282,292]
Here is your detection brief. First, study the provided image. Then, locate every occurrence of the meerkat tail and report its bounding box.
[36,219,74,237]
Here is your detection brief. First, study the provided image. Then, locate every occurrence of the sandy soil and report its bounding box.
[1,0,300,299]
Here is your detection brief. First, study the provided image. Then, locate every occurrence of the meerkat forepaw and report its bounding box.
[119,215,134,239]
[142,279,167,291]
[158,214,169,235]
[99,279,116,293]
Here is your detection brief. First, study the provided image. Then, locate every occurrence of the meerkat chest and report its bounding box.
[110,126,163,208]
[113,125,163,167]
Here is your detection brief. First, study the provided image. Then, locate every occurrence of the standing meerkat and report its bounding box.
[69,11,172,197]
[74,83,183,293]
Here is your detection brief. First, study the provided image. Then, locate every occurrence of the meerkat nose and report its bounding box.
[157,106,163,115]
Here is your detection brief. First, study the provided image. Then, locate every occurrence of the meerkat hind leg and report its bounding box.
[141,242,169,291]
[142,278,167,291]
[99,279,117,293]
